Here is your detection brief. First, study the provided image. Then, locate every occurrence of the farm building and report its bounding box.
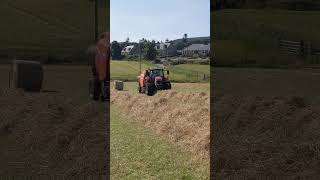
[182,44,210,57]
[155,42,178,57]
[121,45,139,56]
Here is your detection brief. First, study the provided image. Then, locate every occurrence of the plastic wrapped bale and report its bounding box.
[12,60,43,91]
[114,80,124,91]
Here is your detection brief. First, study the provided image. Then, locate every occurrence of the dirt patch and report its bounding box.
[212,94,320,179]
[111,90,210,162]
[0,88,108,177]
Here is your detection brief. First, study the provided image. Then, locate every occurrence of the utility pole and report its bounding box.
[95,0,99,42]
[139,39,142,74]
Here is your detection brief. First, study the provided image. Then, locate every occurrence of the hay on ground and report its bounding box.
[111,89,210,162]
[0,88,108,177]
[212,94,320,179]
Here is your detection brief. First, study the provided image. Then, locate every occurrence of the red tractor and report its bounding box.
[138,68,171,96]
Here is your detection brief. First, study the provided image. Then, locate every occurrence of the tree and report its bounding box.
[145,41,157,61]
[111,41,122,60]
[182,34,188,43]
[176,41,188,50]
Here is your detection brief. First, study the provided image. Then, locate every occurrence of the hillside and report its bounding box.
[212,9,320,67]
[171,36,210,44]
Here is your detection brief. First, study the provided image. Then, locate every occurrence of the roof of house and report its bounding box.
[122,45,134,53]
[183,44,210,51]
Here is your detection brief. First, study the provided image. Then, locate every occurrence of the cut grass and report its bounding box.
[110,107,208,180]
[111,60,210,82]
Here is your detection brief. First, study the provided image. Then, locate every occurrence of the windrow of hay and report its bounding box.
[0,88,107,177]
[111,90,210,162]
[212,94,320,180]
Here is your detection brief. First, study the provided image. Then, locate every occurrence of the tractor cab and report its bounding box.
[137,68,171,96]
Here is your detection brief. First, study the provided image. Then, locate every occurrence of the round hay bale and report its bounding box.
[114,80,124,91]
[12,60,43,91]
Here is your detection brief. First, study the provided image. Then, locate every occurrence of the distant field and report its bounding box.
[213,9,320,67]
[111,81,210,94]
[213,67,320,104]
[111,60,210,82]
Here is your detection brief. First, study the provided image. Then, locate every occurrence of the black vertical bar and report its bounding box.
[95,0,99,42]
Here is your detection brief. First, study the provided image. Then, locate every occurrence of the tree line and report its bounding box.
[111,34,191,62]
[111,38,158,61]
[213,0,320,11]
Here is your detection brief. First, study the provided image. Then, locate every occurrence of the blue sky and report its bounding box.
[110,0,210,42]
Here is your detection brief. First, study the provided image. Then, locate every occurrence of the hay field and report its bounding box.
[212,67,320,179]
[111,82,210,178]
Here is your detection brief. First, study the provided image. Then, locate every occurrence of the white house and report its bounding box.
[155,42,171,50]
[121,45,135,56]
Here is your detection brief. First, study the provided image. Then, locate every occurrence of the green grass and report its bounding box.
[111,60,210,82]
[111,107,208,180]
[168,64,210,82]
[213,9,320,67]
[111,60,153,81]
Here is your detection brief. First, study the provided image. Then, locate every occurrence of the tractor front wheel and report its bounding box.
[145,83,156,96]
[164,82,171,90]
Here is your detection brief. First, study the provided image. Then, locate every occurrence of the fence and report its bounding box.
[279,40,304,55]
[279,39,319,58]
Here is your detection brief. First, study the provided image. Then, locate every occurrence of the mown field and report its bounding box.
[111,60,210,82]
[213,9,320,67]
[111,107,208,179]
[0,0,108,63]
[110,61,210,179]
[111,86,210,179]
